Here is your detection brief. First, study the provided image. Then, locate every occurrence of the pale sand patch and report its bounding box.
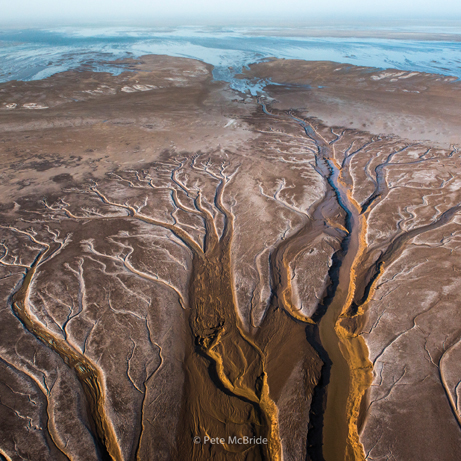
[132,84,156,91]
[398,72,419,79]
[22,103,48,109]
[83,86,116,95]
[371,71,406,81]
[121,86,137,93]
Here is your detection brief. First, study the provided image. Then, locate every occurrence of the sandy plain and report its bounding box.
[0,55,460,461]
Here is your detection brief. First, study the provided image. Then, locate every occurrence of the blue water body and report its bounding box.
[0,26,460,93]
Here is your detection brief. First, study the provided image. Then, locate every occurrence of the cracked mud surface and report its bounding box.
[0,55,460,461]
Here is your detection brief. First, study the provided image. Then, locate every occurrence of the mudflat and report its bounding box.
[1,55,460,461]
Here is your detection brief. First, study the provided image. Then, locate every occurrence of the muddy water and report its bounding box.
[318,160,368,461]
[257,102,363,459]
[288,113,461,461]
[283,113,372,460]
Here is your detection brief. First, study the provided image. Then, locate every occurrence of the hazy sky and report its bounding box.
[1,0,461,26]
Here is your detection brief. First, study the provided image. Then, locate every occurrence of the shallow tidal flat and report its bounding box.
[0,55,460,461]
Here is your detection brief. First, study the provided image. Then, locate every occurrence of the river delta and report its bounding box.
[1,49,461,461]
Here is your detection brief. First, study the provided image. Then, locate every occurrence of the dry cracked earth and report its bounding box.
[0,55,461,461]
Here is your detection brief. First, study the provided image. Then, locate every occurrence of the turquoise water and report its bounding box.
[0,26,460,92]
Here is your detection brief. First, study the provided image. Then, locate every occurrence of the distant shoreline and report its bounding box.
[242,29,461,42]
[1,26,460,85]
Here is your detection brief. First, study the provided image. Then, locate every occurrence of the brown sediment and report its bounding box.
[172,162,282,461]
[263,129,366,460]
[261,106,461,461]
[323,194,372,461]
[11,244,123,461]
[306,129,372,461]
[2,56,461,461]
[309,116,461,461]
[182,247,282,460]
[252,102,373,460]
[8,106,459,461]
